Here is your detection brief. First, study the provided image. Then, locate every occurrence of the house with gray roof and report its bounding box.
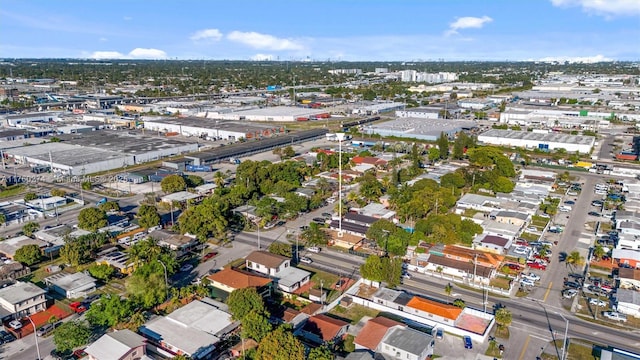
[44,271,97,299]
[139,298,238,360]
[85,329,149,360]
[491,210,530,227]
[475,234,512,254]
[377,326,435,360]
[615,289,640,318]
[245,251,311,293]
[0,281,46,320]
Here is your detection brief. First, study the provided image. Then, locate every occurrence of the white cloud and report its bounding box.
[128,48,167,59]
[251,53,274,61]
[99,37,108,42]
[123,16,133,21]
[531,54,614,63]
[227,31,304,51]
[446,16,493,36]
[89,48,167,60]
[550,0,640,17]
[190,28,223,41]
[89,51,124,59]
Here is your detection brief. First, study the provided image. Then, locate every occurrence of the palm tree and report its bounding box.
[566,251,585,270]
[444,283,453,299]
[494,308,512,332]
[593,245,606,261]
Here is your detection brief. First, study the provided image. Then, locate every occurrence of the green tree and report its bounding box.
[268,242,292,258]
[137,204,161,229]
[126,269,167,308]
[99,201,120,212]
[52,321,91,353]
[308,345,334,360]
[492,176,515,193]
[453,299,466,308]
[300,222,329,246]
[242,310,273,342]
[494,307,512,331]
[24,192,38,201]
[358,172,384,202]
[445,283,453,298]
[178,196,229,241]
[437,132,450,159]
[427,147,440,163]
[14,244,42,265]
[282,145,296,159]
[81,181,92,190]
[593,244,606,260]
[227,288,267,321]
[161,174,187,193]
[88,263,115,281]
[566,251,585,269]
[85,295,135,327]
[50,188,66,197]
[0,213,5,226]
[78,207,108,231]
[255,326,305,360]
[22,221,40,236]
[185,175,205,188]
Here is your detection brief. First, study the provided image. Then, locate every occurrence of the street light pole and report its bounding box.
[336,132,345,237]
[27,315,41,360]
[558,313,569,360]
[157,259,168,301]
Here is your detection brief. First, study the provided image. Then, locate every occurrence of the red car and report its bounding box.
[69,302,87,314]
[527,262,547,270]
[506,263,521,271]
[202,251,218,261]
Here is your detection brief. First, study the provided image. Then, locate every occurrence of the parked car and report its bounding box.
[520,278,536,287]
[463,335,473,349]
[307,246,321,253]
[300,257,313,264]
[522,272,541,282]
[588,211,601,217]
[69,301,87,314]
[603,311,627,322]
[37,322,61,337]
[435,327,444,340]
[527,262,547,270]
[506,263,521,270]
[312,217,326,224]
[321,212,332,219]
[8,319,22,330]
[563,281,581,289]
[180,264,194,272]
[513,247,528,255]
[0,330,15,343]
[202,251,218,261]
[589,298,608,307]
[562,289,578,299]
[83,294,101,304]
[564,200,576,205]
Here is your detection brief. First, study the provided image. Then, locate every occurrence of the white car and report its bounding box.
[307,247,321,253]
[563,289,578,299]
[589,298,607,307]
[513,247,529,255]
[522,272,541,282]
[300,257,313,264]
[8,320,22,330]
[520,278,535,287]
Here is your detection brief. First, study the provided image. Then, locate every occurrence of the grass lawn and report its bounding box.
[540,340,600,360]
[298,265,340,288]
[599,222,612,232]
[489,276,511,290]
[485,341,503,358]
[531,215,550,228]
[330,304,380,324]
[0,184,26,198]
[520,232,540,241]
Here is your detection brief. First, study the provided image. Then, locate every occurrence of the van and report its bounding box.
[308,247,321,253]
[559,206,572,212]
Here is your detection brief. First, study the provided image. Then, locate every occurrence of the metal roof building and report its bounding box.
[363,117,477,141]
[477,129,595,153]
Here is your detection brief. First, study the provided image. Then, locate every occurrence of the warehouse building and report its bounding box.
[2,112,60,127]
[5,131,197,175]
[216,106,330,122]
[363,118,477,141]
[477,129,595,153]
[142,117,284,141]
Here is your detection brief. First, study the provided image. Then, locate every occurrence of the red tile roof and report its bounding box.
[406,296,463,320]
[302,314,349,342]
[206,267,272,289]
[354,317,405,350]
[352,156,387,165]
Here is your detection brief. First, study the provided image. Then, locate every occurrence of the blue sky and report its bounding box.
[1,0,639,61]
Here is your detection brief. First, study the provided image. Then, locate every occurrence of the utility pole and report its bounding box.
[473,253,478,286]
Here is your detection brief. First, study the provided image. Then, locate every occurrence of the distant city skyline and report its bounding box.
[1,0,639,62]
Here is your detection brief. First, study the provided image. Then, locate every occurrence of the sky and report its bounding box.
[1,0,639,62]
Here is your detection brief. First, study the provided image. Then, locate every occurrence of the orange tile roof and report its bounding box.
[206,267,272,290]
[354,317,405,350]
[406,296,462,321]
[302,314,349,342]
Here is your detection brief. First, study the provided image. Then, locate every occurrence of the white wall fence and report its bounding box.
[406,264,514,297]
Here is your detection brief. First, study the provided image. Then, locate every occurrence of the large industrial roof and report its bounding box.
[58,131,196,154]
[144,117,276,132]
[479,129,595,145]
[230,106,328,117]
[367,117,477,137]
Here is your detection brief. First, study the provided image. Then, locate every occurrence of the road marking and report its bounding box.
[543,282,553,302]
[518,335,531,360]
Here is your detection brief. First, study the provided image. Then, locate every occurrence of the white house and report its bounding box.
[44,271,97,299]
[615,289,640,318]
[377,326,435,360]
[245,251,310,293]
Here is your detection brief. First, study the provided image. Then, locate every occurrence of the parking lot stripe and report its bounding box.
[543,282,553,302]
[518,334,531,360]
